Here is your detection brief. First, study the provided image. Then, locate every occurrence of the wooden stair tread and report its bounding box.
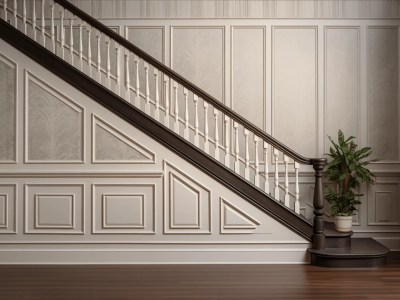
[309,238,390,268]
[324,221,353,238]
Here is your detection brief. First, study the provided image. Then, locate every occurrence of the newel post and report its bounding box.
[311,158,327,250]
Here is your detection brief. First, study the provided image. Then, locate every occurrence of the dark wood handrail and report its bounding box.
[54,0,325,166]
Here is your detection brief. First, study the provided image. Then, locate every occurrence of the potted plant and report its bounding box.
[325,130,376,232]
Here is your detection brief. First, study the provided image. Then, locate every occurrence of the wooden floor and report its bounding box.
[1,263,400,300]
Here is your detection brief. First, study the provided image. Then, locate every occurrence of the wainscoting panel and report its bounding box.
[324,26,360,152]
[24,184,84,234]
[367,27,399,162]
[0,185,16,234]
[272,26,317,157]
[368,182,400,226]
[25,72,84,163]
[0,53,16,163]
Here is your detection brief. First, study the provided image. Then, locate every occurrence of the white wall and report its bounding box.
[65,0,400,249]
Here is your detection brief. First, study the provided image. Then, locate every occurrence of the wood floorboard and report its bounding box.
[0,264,400,300]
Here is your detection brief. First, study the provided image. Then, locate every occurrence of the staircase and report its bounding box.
[0,0,389,267]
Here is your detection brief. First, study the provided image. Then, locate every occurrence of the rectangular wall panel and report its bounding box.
[231,27,265,130]
[325,27,360,152]
[367,27,399,161]
[273,27,317,157]
[171,27,224,102]
[368,182,400,225]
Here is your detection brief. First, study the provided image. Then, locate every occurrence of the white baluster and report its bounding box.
[214,109,220,161]
[32,0,36,41]
[274,148,280,200]
[144,62,150,114]
[13,0,17,27]
[193,95,199,147]
[234,122,240,173]
[254,136,260,187]
[115,45,121,95]
[183,88,189,140]
[124,52,130,102]
[294,162,300,214]
[204,102,209,154]
[284,155,290,207]
[60,10,65,58]
[41,0,45,46]
[244,129,250,180]
[264,142,269,194]
[69,17,73,65]
[134,55,140,107]
[23,0,27,34]
[87,26,92,76]
[164,77,170,127]
[3,0,7,21]
[79,22,83,70]
[224,115,230,167]
[154,68,160,121]
[96,32,101,82]
[105,40,110,88]
[50,4,55,52]
[173,82,179,134]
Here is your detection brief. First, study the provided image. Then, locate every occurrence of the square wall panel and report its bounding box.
[25,184,84,234]
[0,185,16,234]
[92,184,155,234]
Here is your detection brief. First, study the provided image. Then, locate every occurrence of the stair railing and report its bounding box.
[0,0,326,249]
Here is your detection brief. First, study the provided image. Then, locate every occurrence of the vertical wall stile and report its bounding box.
[224,115,230,167]
[234,121,240,173]
[164,77,170,127]
[203,102,209,154]
[214,108,220,161]
[254,136,260,187]
[124,52,131,102]
[144,61,150,114]
[264,142,269,193]
[274,148,280,200]
[183,88,189,140]
[193,95,199,147]
[154,68,160,121]
[284,154,290,207]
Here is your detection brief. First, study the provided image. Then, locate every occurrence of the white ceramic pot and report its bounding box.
[334,215,353,232]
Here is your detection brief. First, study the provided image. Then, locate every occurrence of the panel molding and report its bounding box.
[0,184,17,234]
[24,184,84,234]
[24,71,85,164]
[0,52,17,164]
[92,114,155,164]
[92,183,156,234]
[170,26,225,104]
[163,161,211,234]
[271,26,318,157]
[34,194,75,229]
[220,198,260,234]
[368,181,400,226]
[366,26,400,164]
[323,26,361,154]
